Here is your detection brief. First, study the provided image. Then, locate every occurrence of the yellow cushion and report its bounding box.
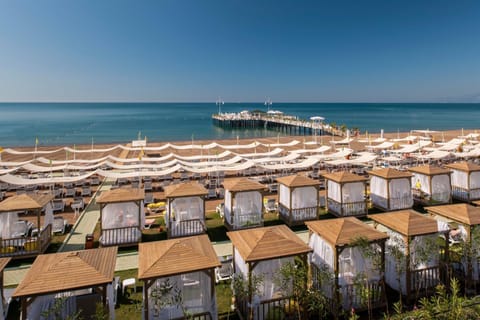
[24,241,38,251]
[0,246,15,254]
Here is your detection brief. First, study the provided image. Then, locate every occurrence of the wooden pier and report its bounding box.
[212,112,345,137]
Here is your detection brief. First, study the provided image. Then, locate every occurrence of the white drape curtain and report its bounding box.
[412,173,430,194]
[279,184,290,207]
[451,170,468,188]
[470,172,480,188]
[431,175,451,201]
[170,197,203,221]
[102,202,139,229]
[389,178,412,210]
[253,257,294,301]
[370,176,387,197]
[309,233,335,299]
[410,234,439,269]
[148,272,214,320]
[234,191,262,216]
[44,202,54,228]
[27,293,77,320]
[327,180,341,202]
[292,186,317,209]
[224,190,232,223]
[0,211,19,239]
[342,182,364,202]
[384,228,407,295]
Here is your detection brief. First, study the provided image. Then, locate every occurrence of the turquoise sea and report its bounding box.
[0,103,479,147]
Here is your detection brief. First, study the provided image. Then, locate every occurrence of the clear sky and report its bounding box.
[1,0,479,102]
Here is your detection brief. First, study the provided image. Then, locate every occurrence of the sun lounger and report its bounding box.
[11,220,33,238]
[52,199,65,213]
[52,216,68,234]
[144,192,154,205]
[215,256,233,283]
[144,180,152,191]
[144,218,155,230]
[264,199,278,213]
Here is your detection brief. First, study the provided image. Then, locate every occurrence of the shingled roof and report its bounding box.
[0,193,54,212]
[13,247,117,298]
[446,161,480,172]
[408,165,451,176]
[369,210,439,237]
[367,168,412,179]
[276,174,321,187]
[223,178,266,192]
[96,188,145,204]
[164,182,208,198]
[306,217,388,246]
[426,203,480,226]
[227,225,311,263]
[322,171,368,183]
[138,235,220,280]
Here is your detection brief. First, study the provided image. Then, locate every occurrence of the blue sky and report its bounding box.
[0,0,479,102]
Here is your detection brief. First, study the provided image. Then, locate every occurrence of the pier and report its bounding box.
[212,111,345,137]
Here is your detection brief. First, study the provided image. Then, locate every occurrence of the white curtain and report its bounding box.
[384,228,407,295]
[410,234,440,269]
[253,257,294,301]
[148,271,214,320]
[451,170,468,188]
[44,202,54,228]
[234,247,249,278]
[342,182,364,202]
[327,180,341,202]
[234,191,262,216]
[470,171,480,189]
[26,293,76,320]
[389,178,412,210]
[224,190,232,223]
[292,186,317,209]
[279,184,290,207]
[370,176,387,197]
[170,197,203,221]
[412,173,430,194]
[431,175,451,201]
[102,202,139,229]
[0,211,19,239]
[309,233,335,299]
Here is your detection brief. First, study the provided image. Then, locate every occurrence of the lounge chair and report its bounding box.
[52,199,65,213]
[215,256,233,283]
[144,192,154,205]
[216,203,225,218]
[144,218,155,230]
[90,176,100,186]
[268,183,278,193]
[81,186,91,196]
[52,216,68,234]
[264,199,278,213]
[144,180,153,191]
[207,187,217,199]
[11,220,33,238]
[64,187,76,197]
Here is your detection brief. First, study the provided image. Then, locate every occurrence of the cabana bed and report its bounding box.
[276,174,320,226]
[323,171,368,217]
[369,210,449,300]
[12,247,118,320]
[228,225,312,320]
[138,235,220,320]
[223,178,266,230]
[306,218,388,312]
[164,182,208,238]
[446,162,480,202]
[0,194,54,258]
[368,168,413,211]
[426,204,480,289]
[96,188,145,247]
[408,165,452,206]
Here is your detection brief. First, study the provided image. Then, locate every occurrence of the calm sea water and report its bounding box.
[0,102,479,147]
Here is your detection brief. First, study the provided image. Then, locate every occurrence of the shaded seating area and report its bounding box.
[0,258,12,319]
[408,165,452,206]
[138,235,220,320]
[228,225,312,320]
[12,247,118,320]
[323,171,368,218]
[164,182,208,238]
[368,168,413,211]
[52,216,68,235]
[0,194,54,258]
[306,218,388,313]
[276,174,321,226]
[446,162,480,202]
[96,188,145,247]
[426,203,480,290]
[223,178,266,230]
[369,210,449,300]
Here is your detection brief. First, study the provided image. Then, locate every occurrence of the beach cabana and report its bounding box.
[323,171,368,217]
[408,165,452,206]
[276,174,320,226]
[369,210,448,299]
[426,204,480,289]
[0,257,12,318]
[12,247,118,320]
[306,218,388,312]
[368,168,413,211]
[228,225,312,320]
[0,194,54,258]
[96,188,145,247]
[164,182,208,238]
[446,162,480,202]
[223,178,266,230]
[138,235,220,320]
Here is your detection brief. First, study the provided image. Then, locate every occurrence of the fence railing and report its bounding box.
[170,219,205,238]
[327,198,367,216]
[0,224,51,258]
[100,226,141,246]
[278,204,317,225]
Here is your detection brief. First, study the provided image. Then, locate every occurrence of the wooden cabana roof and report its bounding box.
[322,171,368,184]
[408,165,451,176]
[446,161,480,172]
[96,188,145,204]
[0,193,54,212]
[164,182,208,198]
[223,178,266,192]
[426,204,480,226]
[138,234,220,280]
[12,247,118,298]
[367,168,412,179]
[276,174,321,188]
[0,257,11,272]
[227,225,312,263]
[369,210,439,237]
[306,218,388,247]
